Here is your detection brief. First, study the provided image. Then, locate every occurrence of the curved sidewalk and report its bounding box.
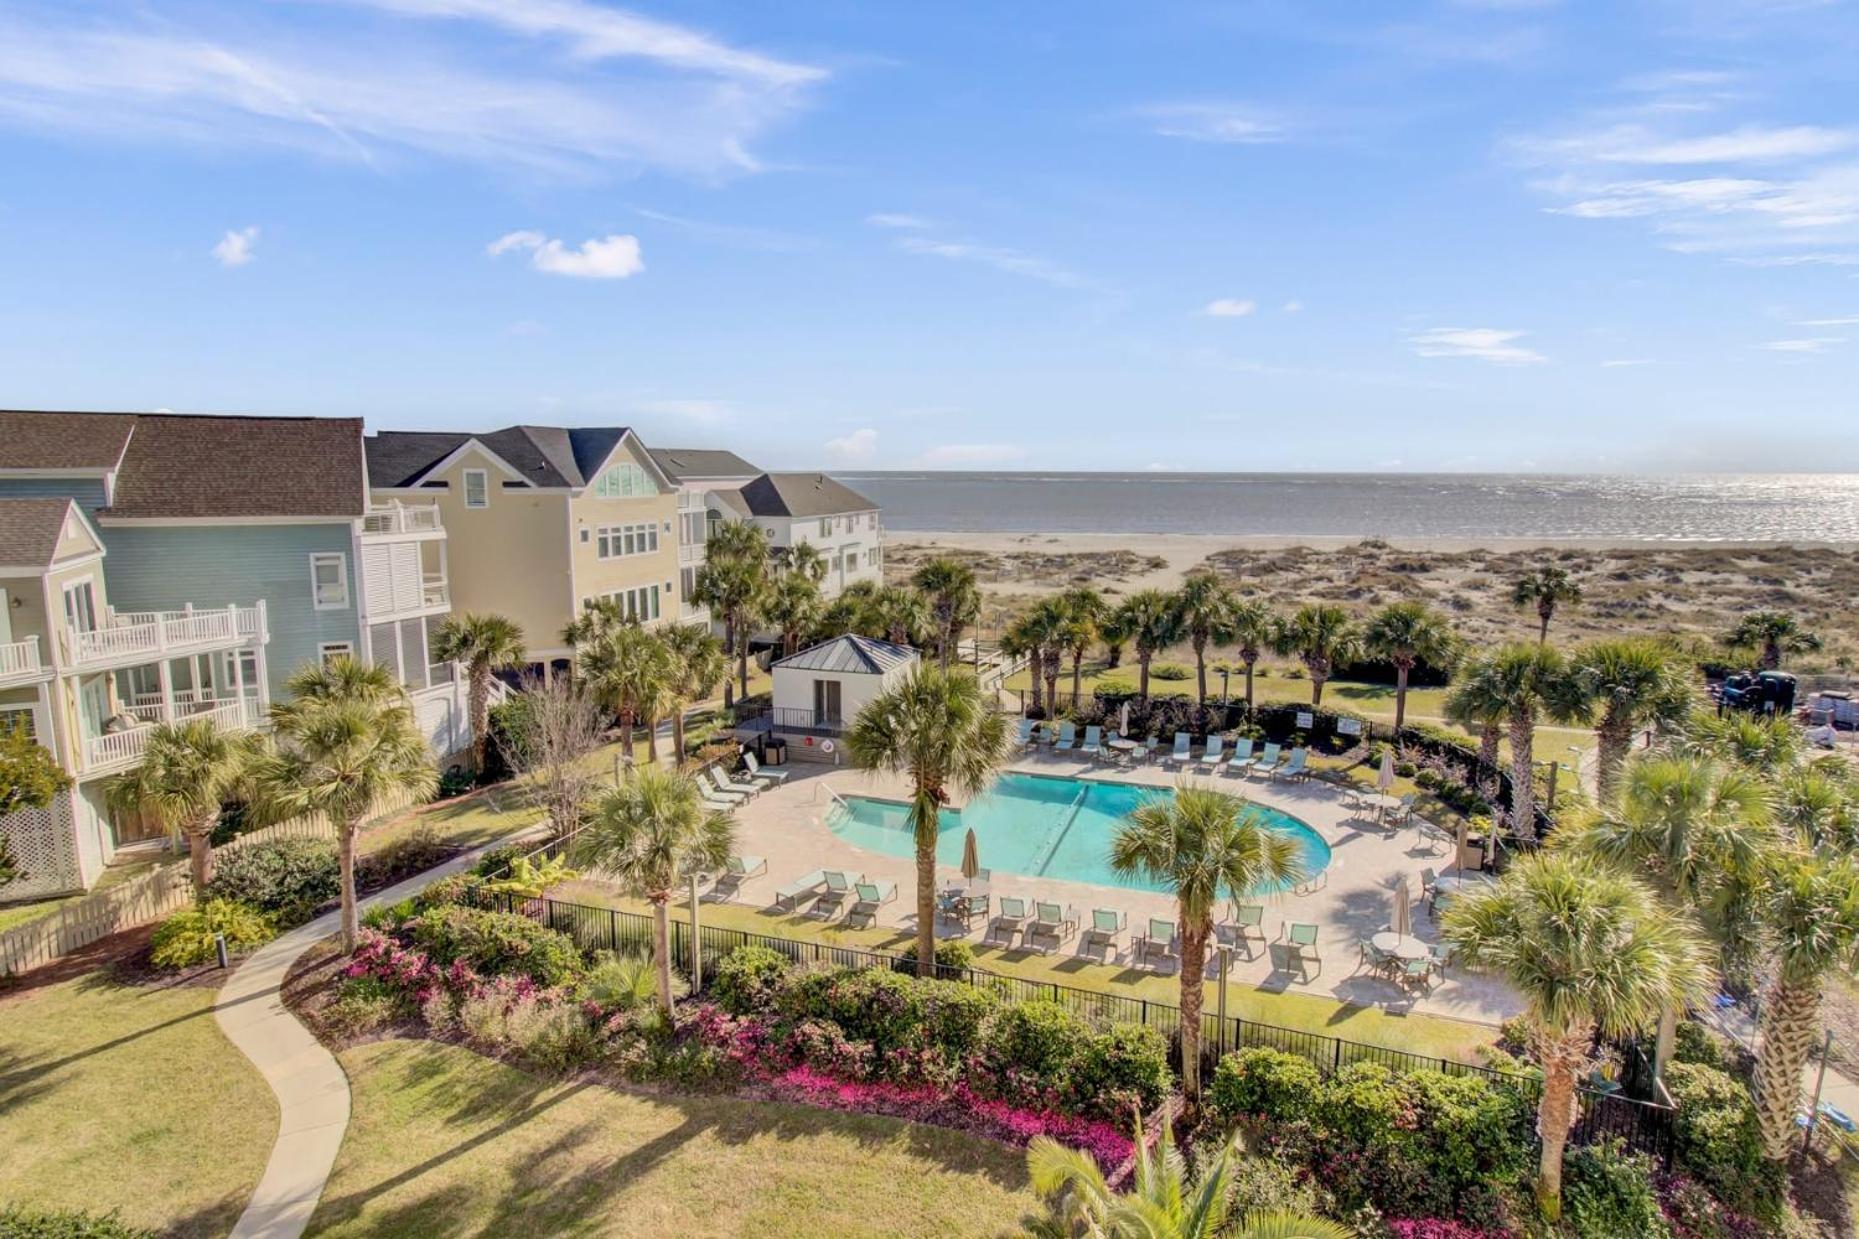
[215,831,541,1239]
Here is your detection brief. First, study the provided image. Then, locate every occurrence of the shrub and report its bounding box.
[149,899,275,968]
[916,980,1001,1060]
[434,764,475,799]
[1226,1154,1330,1220]
[711,945,792,1015]
[410,905,582,986]
[1673,1020,1726,1070]
[1663,1062,1780,1217]
[503,998,602,1073]
[359,822,451,888]
[1070,1024,1170,1119]
[1402,1070,1532,1218]
[979,1000,1087,1094]
[1208,1047,1324,1124]
[1150,662,1191,681]
[472,845,529,881]
[418,871,496,911]
[203,838,339,921]
[896,939,976,972]
[582,951,682,1011]
[361,897,418,932]
[818,969,926,1054]
[1312,1059,1416,1147]
[1563,1140,1669,1238]
[0,1207,157,1239]
[325,974,407,1038]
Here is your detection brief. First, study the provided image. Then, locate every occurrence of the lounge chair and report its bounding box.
[1221,737,1255,775]
[1239,741,1280,777]
[1161,732,1191,768]
[697,770,748,803]
[1014,718,1035,749]
[699,789,739,813]
[808,870,863,919]
[773,870,826,912]
[1198,734,1226,767]
[850,880,897,923]
[1080,725,1103,757]
[1083,908,1127,956]
[743,752,789,785]
[712,767,761,798]
[1136,918,1178,969]
[1028,901,1079,952]
[989,896,1030,946]
[1284,922,1321,978]
[724,855,766,880]
[1053,720,1078,751]
[1274,747,1309,780]
[1215,903,1267,956]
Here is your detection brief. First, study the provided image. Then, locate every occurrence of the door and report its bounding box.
[812,678,842,726]
[63,578,98,633]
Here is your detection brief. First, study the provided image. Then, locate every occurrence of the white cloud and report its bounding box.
[1409,327,1547,364]
[1525,124,1855,166]
[1203,298,1256,317]
[896,235,1089,289]
[212,225,258,267]
[632,398,732,426]
[915,443,1025,468]
[1600,357,1655,367]
[1138,102,1288,144]
[488,230,643,279]
[1281,300,1304,313]
[1761,337,1843,353]
[866,212,932,229]
[1796,314,1859,326]
[824,428,878,466]
[633,207,814,252]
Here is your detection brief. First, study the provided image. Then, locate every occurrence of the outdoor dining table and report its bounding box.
[1363,792,1402,821]
[1106,737,1140,764]
[1370,931,1429,961]
[939,880,991,926]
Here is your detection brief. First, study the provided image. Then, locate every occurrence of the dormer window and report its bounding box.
[593,463,658,498]
[462,469,489,509]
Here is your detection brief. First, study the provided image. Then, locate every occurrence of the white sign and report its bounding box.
[1295,711,1314,730]
[1337,718,1362,737]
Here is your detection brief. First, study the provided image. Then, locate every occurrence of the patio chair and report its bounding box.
[1013,717,1034,748]
[1357,937,1395,975]
[697,770,748,803]
[1028,901,1079,953]
[1161,731,1191,768]
[1054,720,1078,751]
[1080,725,1103,757]
[773,870,826,912]
[713,766,762,798]
[850,880,898,923]
[1221,737,1255,775]
[1198,733,1226,767]
[1274,747,1309,780]
[808,870,863,919]
[1136,918,1178,969]
[1284,922,1321,978]
[743,752,789,785]
[1218,903,1267,956]
[1389,793,1416,826]
[1083,907,1127,956]
[1401,955,1434,991]
[1238,741,1280,777]
[989,896,1031,946]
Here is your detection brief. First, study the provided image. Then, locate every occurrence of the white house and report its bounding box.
[647,447,761,624]
[710,473,884,598]
[755,634,918,761]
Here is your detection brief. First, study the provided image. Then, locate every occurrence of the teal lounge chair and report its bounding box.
[1080,725,1103,757]
[990,896,1030,946]
[808,869,863,919]
[1161,731,1191,767]
[1137,918,1178,969]
[1221,737,1255,775]
[1241,741,1281,777]
[743,752,789,785]
[1053,720,1077,750]
[1083,908,1127,955]
[1029,901,1078,952]
[713,766,761,798]
[1014,718,1035,748]
[1198,733,1226,766]
[725,855,766,879]
[1274,747,1308,780]
[851,881,897,922]
[1215,903,1267,956]
[773,870,825,912]
[697,770,748,803]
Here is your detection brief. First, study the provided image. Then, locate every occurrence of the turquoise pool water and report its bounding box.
[826,772,1331,895]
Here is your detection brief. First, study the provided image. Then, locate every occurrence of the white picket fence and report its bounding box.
[0,786,422,977]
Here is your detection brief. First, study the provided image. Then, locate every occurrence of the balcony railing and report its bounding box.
[65,604,265,668]
[361,503,444,536]
[0,636,43,683]
[83,697,256,773]
[422,574,450,609]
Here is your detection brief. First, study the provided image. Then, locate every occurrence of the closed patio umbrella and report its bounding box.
[961,828,981,881]
[1392,881,1412,937]
[1377,749,1396,792]
[1118,701,1130,738]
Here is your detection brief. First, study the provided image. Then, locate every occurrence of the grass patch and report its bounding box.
[549,880,1495,1065]
[359,786,541,860]
[0,969,277,1237]
[0,857,165,933]
[309,1038,1033,1238]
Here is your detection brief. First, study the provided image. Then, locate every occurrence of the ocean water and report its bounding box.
[838,471,1859,542]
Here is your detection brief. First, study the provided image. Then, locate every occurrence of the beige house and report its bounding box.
[366,426,682,669]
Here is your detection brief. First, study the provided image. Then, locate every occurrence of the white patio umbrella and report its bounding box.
[1118,700,1131,738]
[1392,881,1412,937]
[1377,749,1397,792]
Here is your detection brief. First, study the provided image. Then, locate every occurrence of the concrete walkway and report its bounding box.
[215,830,543,1239]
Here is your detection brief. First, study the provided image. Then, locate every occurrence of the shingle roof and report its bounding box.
[366,426,637,489]
[733,473,878,519]
[774,634,916,675]
[109,415,366,518]
[648,447,761,482]
[0,410,136,470]
[0,498,81,569]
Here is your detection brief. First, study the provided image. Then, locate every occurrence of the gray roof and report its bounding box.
[366,425,634,489]
[648,447,761,482]
[0,498,81,570]
[0,410,135,470]
[733,472,878,519]
[774,634,916,675]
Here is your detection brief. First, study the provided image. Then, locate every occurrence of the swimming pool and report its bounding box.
[826,772,1331,895]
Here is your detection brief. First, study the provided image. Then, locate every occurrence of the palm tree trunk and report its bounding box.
[620,710,635,766]
[185,812,217,888]
[1537,603,1552,645]
[1028,655,1045,714]
[1178,916,1209,1099]
[1653,1005,1678,1089]
[1534,1027,1591,1221]
[736,612,751,700]
[650,891,674,1014]
[1071,651,1084,703]
[1478,723,1501,803]
[1044,651,1060,713]
[1243,657,1256,718]
[671,706,688,770]
[1194,637,1208,709]
[1106,641,1123,670]
[722,616,737,709]
[338,817,361,952]
[644,711,659,763]
[1754,976,1820,1160]
[1761,639,1781,671]
[1393,662,1410,733]
[939,613,953,670]
[468,665,491,773]
[1309,663,1326,707]
[1138,651,1152,704]
[1596,715,1633,806]
[1508,714,1537,838]
[912,788,939,977]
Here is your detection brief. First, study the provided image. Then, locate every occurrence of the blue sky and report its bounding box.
[2,1,1857,472]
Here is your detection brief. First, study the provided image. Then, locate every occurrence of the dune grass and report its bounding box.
[0,969,276,1237]
[309,1038,1034,1238]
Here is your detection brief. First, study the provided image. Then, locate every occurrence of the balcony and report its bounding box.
[83,696,260,775]
[360,540,450,623]
[64,604,266,670]
[0,636,47,687]
[361,502,444,537]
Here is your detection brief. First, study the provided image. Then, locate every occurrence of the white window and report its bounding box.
[818,517,833,537]
[591,585,661,622]
[462,468,489,509]
[318,641,354,666]
[868,547,881,569]
[868,512,877,530]
[310,553,349,610]
[0,704,38,741]
[62,578,98,634]
[593,463,658,498]
[595,522,660,559]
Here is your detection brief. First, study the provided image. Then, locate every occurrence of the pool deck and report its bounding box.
[683,750,1521,1028]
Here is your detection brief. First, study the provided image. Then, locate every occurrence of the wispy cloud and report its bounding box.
[1795,314,1859,326]
[1600,357,1655,367]
[1138,102,1289,144]
[1281,300,1304,313]
[1409,327,1546,364]
[1523,124,1855,165]
[633,207,815,252]
[824,427,878,466]
[915,443,1025,467]
[865,212,932,229]
[1203,298,1256,317]
[488,230,644,278]
[893,234,1091,289]
[212,225,259,267]
[1761,336,1843,353]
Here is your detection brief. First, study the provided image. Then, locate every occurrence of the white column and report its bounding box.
[231,644,247,720]
[156,659,175,722]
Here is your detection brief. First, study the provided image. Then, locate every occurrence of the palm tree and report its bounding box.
[1486,643,1590,838]
[1098,600,1134,670]
[1020,597,1073,712]
[912,557,981,669]
[1109,784,1305,1098]
[1363,601,1458,735]
[1510,564,1582,644]
[1173,571,1235,710]
[763,570,824,659]
[430,612,527,774]
[1271,604,1359,707]
[1726,610,1822,670]
[1562,756,1777,1080]
[783,540,829,586]
[109,718,266,887]
[869,584,931,649]
[1569,638,1694,804]
[574,764,734,1013]
[1059,587,1106,704]
[845,665,1010,975]
[1026,1122,1350,1239]
[694,520,772,706]
[576,622,676,763]
[661,623,726,767]
[257,660,437,950]
[1443,852,1712,1221]
[1121,590,1181,705]
[1678,711,1804,775]
[1226,597,1273,719]
[1445,655,1506,807]
[1001,614,1044,715]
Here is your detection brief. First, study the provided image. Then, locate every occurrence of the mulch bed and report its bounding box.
[0,923,239,1004]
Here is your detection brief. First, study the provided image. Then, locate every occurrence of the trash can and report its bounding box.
[763,737,788,767]
[1459,835,1486,872]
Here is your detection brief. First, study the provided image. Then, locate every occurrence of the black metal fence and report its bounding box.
[501,888,1675,1165]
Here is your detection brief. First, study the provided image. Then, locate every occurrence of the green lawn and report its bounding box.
[549,880,1496,1065]
[0,969,277,1236]
[309,1039,1034,1238]
[359,785,543,859]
